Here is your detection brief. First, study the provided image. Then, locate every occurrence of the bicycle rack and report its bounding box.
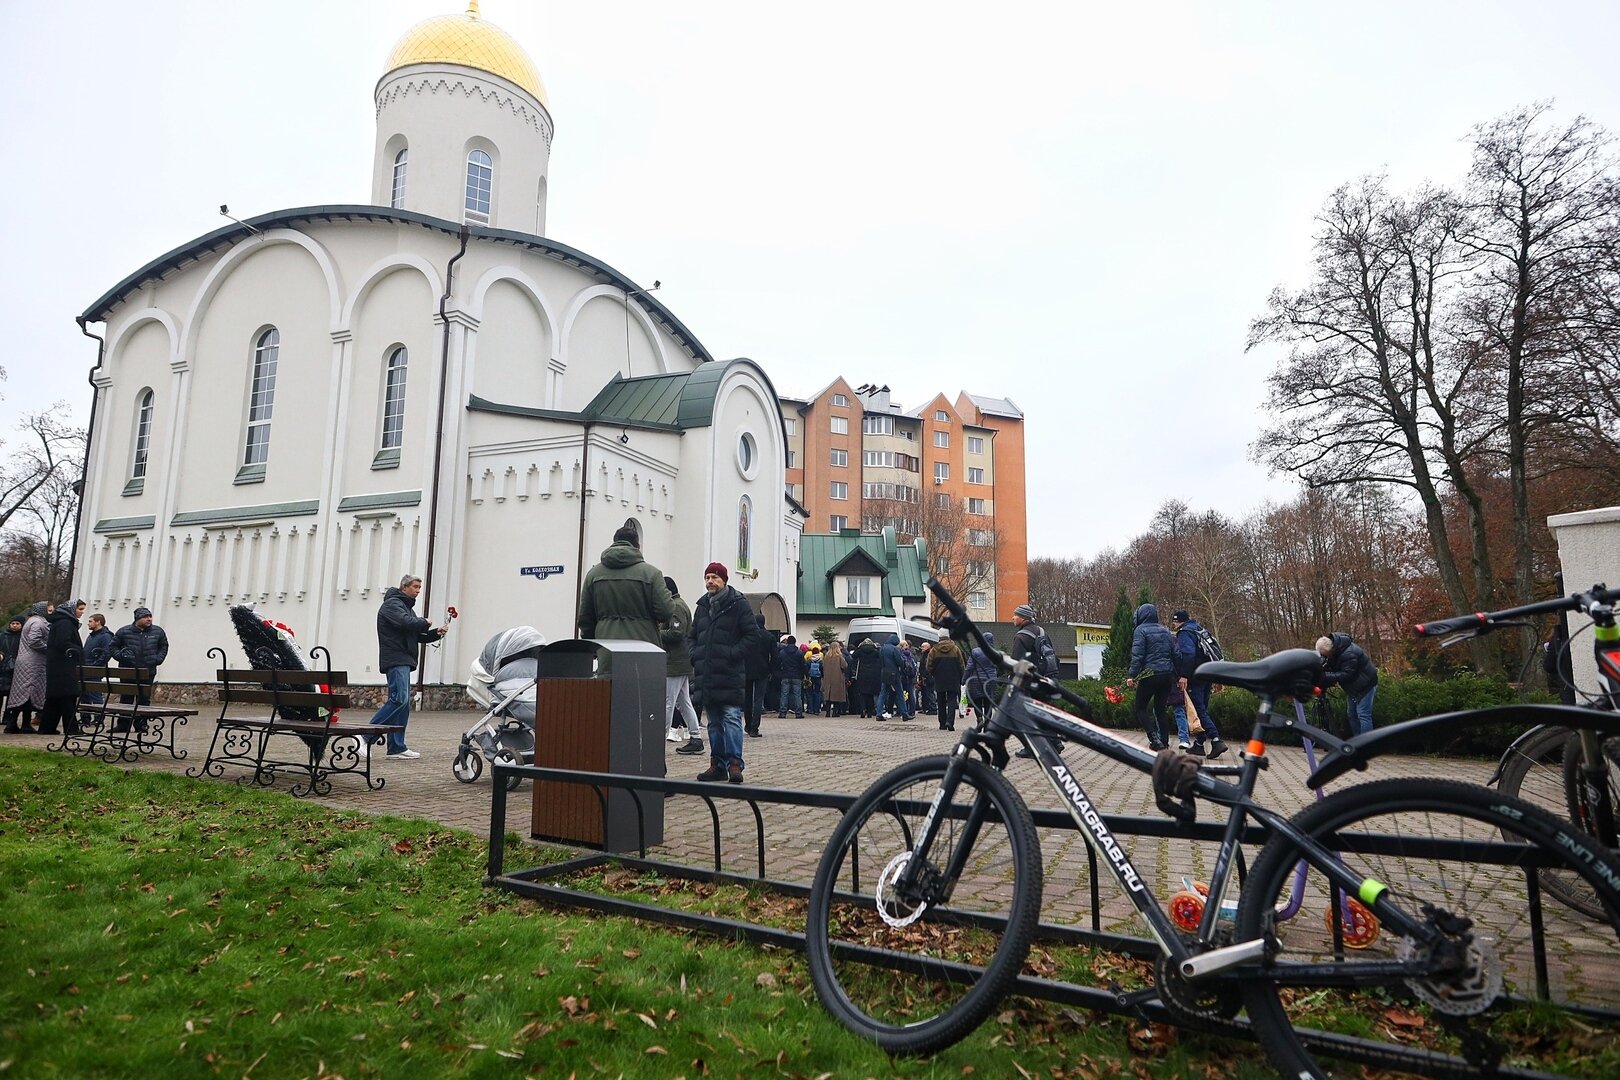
[485,762,1619,1075]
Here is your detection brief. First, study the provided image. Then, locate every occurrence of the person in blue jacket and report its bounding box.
[776,636,806,719]
[1125,603,1175,751]
[876,634,907,720]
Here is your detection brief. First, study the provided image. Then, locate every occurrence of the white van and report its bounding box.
[845,617,940,650]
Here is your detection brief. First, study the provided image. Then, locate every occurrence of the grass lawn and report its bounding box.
[0,747,1272,1079]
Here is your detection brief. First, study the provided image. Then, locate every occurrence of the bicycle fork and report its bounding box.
[892,746,990,906]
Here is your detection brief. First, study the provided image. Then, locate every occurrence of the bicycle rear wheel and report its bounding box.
[805,754,1042,1055]
[1236,778,1620,1079]
[1497,726,1620,919]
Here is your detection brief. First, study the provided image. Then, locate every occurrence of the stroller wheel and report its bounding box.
[452,746,484,784]
[493,748,523,792]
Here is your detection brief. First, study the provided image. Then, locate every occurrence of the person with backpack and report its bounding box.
[1010,604,1062,757]
[805,643,825,717]
[1171,609,1228,759]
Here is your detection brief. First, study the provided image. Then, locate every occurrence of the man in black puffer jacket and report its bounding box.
[112,606,171,731]
[688,562,755,784]
[1317,632,1378,735]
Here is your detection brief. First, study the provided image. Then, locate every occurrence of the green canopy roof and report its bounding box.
[797,528,927,618]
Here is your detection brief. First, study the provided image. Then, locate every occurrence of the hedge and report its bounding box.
[1049,673,1556,759]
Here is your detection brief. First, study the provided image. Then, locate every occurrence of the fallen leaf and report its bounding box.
[1383,1007,1426,1028]
[637,1013,657,1029]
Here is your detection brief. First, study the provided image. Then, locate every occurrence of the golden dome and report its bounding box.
[383,2,548,106]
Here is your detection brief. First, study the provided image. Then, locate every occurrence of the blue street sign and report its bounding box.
[520,565,565,580]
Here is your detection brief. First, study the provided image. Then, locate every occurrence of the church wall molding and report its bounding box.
[338,254,445,333]
[178,230,344,371]
[105,308,182,376]
[558,284,672,375]
[375,69,554,146]
[467,265,557,335]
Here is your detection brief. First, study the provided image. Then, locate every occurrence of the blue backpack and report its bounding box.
[808,658,822,678]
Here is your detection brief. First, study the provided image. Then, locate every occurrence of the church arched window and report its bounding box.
[131,389,154,481]
[390,148,408,209]
[465,149,493,225]
[380,346,408,452]
[242,328,279,471]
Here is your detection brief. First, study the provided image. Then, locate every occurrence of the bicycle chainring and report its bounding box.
[1395,934,1502,1016]
[1154,951,1242,1022]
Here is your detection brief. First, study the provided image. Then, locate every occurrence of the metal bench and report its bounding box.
[187,649,400,797]
[49,666,198,763]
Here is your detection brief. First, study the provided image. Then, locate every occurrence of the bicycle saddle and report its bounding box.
[1195,648,1323,697]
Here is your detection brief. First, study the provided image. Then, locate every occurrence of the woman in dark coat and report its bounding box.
[0,614,25,732]
[38,599,84,736]
[852,638,882,718]
[927,638,966,731]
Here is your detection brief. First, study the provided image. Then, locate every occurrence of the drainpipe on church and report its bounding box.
[573,421,595,630]
[418,225,470,701]
[67,317,106,595]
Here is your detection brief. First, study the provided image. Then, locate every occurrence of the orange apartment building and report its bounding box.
[780,378,1029,620]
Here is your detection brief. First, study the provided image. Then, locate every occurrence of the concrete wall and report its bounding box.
[1548,506,1620,697]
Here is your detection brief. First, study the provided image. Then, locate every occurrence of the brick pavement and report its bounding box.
[18,706,1498,892]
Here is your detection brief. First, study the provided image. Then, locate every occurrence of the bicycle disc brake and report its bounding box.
[874,852,932,928]
[1394,932,1502,1016]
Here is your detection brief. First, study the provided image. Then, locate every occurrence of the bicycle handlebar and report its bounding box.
[926,577,1095,718]
[1413,584,1619,639]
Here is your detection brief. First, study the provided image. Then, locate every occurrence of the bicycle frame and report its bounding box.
[897,668,1443,985]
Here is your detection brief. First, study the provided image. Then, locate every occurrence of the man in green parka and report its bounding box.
[576,524,675,645]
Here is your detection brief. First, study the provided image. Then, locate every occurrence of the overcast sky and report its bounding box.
[3,1,1616,558]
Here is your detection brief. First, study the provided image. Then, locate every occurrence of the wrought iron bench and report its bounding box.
[187,649,401,798]
[50,666,198,762]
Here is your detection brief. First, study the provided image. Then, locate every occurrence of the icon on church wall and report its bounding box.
[738,495,752,574]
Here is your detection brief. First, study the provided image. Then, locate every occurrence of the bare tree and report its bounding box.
[1248,177,1500,667]
[0,410,81,535]
[871,493,1002,615]
[1458,103,1620,623]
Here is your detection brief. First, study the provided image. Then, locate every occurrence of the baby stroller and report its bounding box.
[452,626,546,790]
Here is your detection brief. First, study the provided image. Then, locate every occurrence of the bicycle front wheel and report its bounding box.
[1236,778,1620,1079]
[805,754,1042,1055]
[1497,726,1620,919]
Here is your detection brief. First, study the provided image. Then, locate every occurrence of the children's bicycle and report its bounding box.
[805,579,1620,1077]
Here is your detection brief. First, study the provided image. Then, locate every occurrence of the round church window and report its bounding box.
[737,432,758,478]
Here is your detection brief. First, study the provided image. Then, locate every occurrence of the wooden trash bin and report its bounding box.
[529,639,665,851]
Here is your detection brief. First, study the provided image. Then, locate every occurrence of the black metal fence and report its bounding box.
[484,762,1616,1077]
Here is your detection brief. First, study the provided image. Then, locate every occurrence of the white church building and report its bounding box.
[73,4,800,689]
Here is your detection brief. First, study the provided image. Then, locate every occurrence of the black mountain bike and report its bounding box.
[1415,585,1620,920]
[806,579,1620,1077]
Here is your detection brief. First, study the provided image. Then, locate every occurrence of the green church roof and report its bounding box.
[797,528,928,618]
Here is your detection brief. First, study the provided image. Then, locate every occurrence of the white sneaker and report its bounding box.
[1178,741,1192,751]
[390,748,421,760]
[666,729,686,742]
[881,712,893,719]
